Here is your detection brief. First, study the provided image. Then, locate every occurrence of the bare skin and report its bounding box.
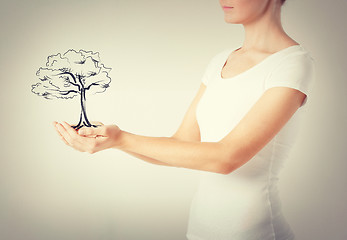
[54,0,307,174]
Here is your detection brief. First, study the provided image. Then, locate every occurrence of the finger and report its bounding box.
[56,122,74,145]
[78,126,107,137]
[56,127,70,146]
[78,126,97,138]
[91,121,104,126]
[53,122,63,139]
[54,122,71,146]
[55,122,96,153]
[61,121,79,138]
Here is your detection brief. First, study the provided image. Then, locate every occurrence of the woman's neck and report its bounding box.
[239,2,295,53]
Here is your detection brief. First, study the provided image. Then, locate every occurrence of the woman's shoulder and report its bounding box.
[264,45,316,99]
[211,48,235,60]
[269,45,315,74]
[281,45,314,63]
[204,48,235,68]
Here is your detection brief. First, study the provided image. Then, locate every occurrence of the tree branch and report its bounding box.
[44,88,80,96]
[55,72,79,86]
[59,90,80,95]
[84,82,100,91]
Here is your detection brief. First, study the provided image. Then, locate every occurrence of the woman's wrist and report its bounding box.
[113,129,127,150]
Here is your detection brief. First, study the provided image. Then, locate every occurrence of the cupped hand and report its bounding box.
[53,121,122,154]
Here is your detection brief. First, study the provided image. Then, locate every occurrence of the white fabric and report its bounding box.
[186,45,315,240]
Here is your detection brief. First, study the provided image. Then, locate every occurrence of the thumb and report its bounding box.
[78,126,105,137]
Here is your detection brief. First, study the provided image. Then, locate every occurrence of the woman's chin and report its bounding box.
[223,14,243,24]
[224,17,240,24]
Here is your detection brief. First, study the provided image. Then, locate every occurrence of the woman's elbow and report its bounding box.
[214,150,249,175]
[215,162,237,175]
[202,143,247,175]
[205,158,233,175]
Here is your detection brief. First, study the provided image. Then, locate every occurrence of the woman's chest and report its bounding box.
[221,51,271,79]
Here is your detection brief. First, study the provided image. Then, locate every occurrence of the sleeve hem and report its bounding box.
[264,85,309,108]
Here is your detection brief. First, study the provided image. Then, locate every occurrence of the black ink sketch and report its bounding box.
[32,49,112,130]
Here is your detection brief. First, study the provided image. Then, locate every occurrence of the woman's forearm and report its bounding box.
[123,150,172,166]
[117,131,231,174]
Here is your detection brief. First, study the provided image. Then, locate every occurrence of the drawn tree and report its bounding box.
[32,49,112,129]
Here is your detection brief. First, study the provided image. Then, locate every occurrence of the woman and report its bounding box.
[54,0,315,239]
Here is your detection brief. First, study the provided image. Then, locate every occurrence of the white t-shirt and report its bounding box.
[186,45,315,240]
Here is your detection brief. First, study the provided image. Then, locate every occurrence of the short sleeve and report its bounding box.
[264,52,316,107]
[201,55,219,86]
[201,63,212,86]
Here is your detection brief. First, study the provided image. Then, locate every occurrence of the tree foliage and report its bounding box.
[32,49,112,99]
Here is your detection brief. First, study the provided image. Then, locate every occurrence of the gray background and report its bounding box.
[1,0,346,239]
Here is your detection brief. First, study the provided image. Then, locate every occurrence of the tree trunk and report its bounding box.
[73,89,93,130]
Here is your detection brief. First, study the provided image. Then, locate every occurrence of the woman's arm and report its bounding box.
[55,86,306,175]
[118,132,230,173]
[119,86,306,174]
